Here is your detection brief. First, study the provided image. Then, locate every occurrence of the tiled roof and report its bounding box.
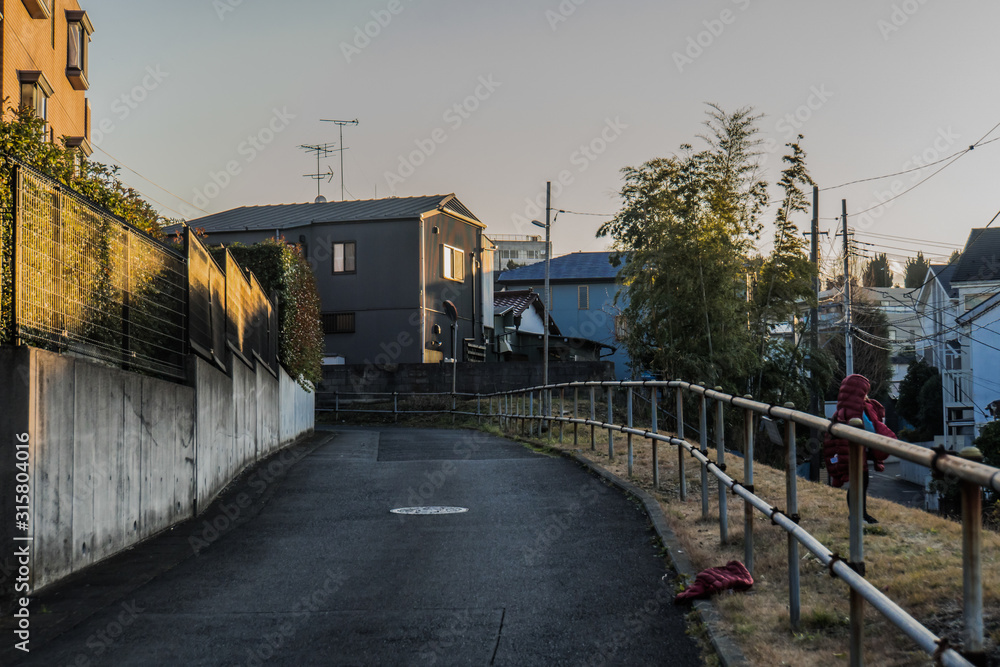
[951,228,1000,283]
[494,289,539,317]
[497,251,619,283]
[179,194,481,233]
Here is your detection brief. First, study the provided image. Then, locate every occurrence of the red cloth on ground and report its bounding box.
[674,560,754,602]
[823,374,895,488]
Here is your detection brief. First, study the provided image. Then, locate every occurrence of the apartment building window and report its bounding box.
[65,11,94,91]
[19,71,53,127]
[443,244,465,282]
[322,312,355,334]
[578,285,589,310]
[21,0,51,19]
[331,241,356,274]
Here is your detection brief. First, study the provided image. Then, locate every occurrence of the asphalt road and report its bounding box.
[5,427,703,666]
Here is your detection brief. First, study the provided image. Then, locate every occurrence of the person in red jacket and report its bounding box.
[823,374,894,524]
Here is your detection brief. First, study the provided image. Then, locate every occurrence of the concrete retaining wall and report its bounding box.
[0,345,314,600]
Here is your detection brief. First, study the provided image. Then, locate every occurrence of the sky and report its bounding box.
[84,0,1000,281]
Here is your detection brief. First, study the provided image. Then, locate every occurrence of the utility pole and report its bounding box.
[320,119,359,201]
[842,199,854,377]
[809,186,821,480]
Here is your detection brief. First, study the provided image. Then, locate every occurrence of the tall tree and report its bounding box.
[903,252,931,288]
[598,105,767,389]
[749,137,827,404]
[863,252,893,287]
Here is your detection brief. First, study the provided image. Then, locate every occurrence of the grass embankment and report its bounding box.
[320,402,1000,666]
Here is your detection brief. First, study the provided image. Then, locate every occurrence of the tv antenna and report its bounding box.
[298,143,337,202]
[321,118,359,201]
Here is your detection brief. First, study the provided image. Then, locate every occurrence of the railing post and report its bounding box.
[335,391,339,421]
[651,385,659,489]
[627,386,634,477]
[676,383,686,501]
[714,388,728,544]
[590,386,596,451]
[529,391,535,437]
[607,385,614,461]
[477,393,481,425]
[848,420,865,667]
[784,402,800,631]
[699,383,709,520]
[743,397,755,576]
[960,447,985,659]
[559,387,565,443]
[394,392,398,423]
[573,386,579,446]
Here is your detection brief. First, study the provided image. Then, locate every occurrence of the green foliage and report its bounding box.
[896,359,943,440]
[863,253,893,287]
[973,420,1000,468]
[903,252,931,289]
[223,239,323,389]
[598,104,767,389]
[1,104,179,343]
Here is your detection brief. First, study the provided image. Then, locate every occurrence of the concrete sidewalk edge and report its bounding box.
[561,449,751,667]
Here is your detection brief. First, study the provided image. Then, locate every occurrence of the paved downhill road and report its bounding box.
[9,427,703,666]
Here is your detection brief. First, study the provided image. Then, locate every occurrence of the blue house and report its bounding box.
[497,251,631,379]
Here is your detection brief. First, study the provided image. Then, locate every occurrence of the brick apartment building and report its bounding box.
[2,0,94,154]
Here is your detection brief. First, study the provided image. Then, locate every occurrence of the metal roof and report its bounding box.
[497,251,620,283]
[181,194,482,233]
[951,228,1000,283]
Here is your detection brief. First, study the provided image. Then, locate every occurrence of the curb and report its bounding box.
[559,448,751,667]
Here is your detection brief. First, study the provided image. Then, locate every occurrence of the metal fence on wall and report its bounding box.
[3,162,278,380]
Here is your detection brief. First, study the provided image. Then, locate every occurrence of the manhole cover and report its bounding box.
[390,506,469,515]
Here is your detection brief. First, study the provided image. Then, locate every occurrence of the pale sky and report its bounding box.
[85,1,1000,280]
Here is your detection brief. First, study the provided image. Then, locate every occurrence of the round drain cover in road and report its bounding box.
[390,506,469,515]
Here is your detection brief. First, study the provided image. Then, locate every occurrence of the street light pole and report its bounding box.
[532,182,552,431]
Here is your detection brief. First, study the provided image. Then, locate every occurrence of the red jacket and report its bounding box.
[823,374,894,488]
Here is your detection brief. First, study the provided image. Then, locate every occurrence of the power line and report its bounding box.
[94,145,209,216]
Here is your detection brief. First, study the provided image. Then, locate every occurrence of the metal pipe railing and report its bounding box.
[485,379,990,667]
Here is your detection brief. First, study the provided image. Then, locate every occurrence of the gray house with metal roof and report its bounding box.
[185,194,491,366]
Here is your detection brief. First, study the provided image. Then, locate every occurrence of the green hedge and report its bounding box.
[217,239,323,389]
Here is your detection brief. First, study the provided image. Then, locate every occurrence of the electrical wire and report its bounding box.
[94,146,210,216]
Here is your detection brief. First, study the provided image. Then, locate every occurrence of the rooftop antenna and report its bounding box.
[321,118,359,201]
[298,143,337,202]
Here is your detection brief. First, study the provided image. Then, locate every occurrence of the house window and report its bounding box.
[578,285,589,310]
[443,244,465,282]
[65,11,94,91]
[615,315,628,341]
[19,71,53,127]
[331,241,356,274]
[322,312,355,334]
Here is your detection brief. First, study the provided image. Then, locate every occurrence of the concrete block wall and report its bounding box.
[0,345,314,600]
